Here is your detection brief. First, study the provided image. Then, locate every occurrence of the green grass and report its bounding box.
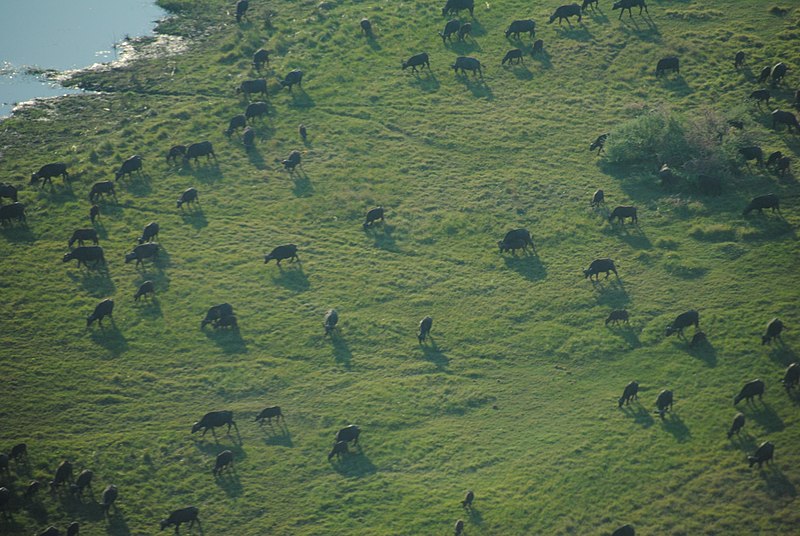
[1,1,800,534]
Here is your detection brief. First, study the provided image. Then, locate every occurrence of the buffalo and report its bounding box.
[549,4,582,26]
[364,207,385,228]
[743,194,779,216]
[255,406,284,425]
[245,101,269,122]
[498,228,536,255]
[0,202,26,226]
[50,460,73,492]
[138,222,160,244]
[235,0,248,22]
[734,51,745,69]
[618,381,639,407]
[584,258,618,280]
[532,39,544,54]
[237,78,268,100]
[324,309,339,336]
[758,66,771,83]
[608,205,637,225]
[606,309,629,326]
[457,22,472,41]
[361,18,373,37]
[192,410,238,437]
[402,53,431,73]
[440,19,461,43]
[782,362,799,391]
[264,244,299,265]
[281,150,302,172]
[214,315,238,330]
[213,450,234,476]
[502,49,524,65]
[184,141,216,164]
[101,485,118,515]
[166,144,186,163]
[328,441,349,461]
[63,246,106,269]
[242,126,255,149]
[124,243,159,267]
[0,183,18,203]
[87,299,114,328]
[762,318,784,345]
[656,57,680,77]
[462,490,474,509]
[772,109,800,132]
[771,62,787,85]
[335,424,361,445]
[253,49,270,71]
[71,469,93,498]
[134,280,155,302]
[582,0,599,11]
[442,0,474,17]
[591,189,605,207]
[115,155,143,181]
[590,133,608,153]
[734,379,765,405]
[69,229,99,248]
[505,19,535,39]
[728,413,745,439]
[655,389,673,419]
[612,0,648,19]
[177,187,199,209]
[659,163,677,188]
[665,310,699,338]
[280,69,303,90]
[452,56,482,76]
[749,89,770,107]
[160,506,200,533]
[419,316,433,343]
[201,304,234,328]
[748,441,774,468]
[89,181,116,202]
[611,525,635,536]
[31,162,69,187]
[299,124,308,141]
[89,204,100,223]
[738,146,763,167]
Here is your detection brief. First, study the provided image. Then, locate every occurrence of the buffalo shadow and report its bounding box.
[604,222,652,249]
[364,34,382,52]
[740,215,796,243]
[270,263,310,291]
[760,467,797,498]
[69,269,115,297]
[618,13,659,41]
[185,162,223,183]
[89,324,129,357]
[686,337,717,366]
[203,325,248,354]
[552,23,593,42]
[120,173,152,197]
[180,208,208,229]
[420,340,449,370]
[215,471,243,498]
[448,39,482,55]
[607,324,642,349]
[406,69,440,92]
[593,279,629,308]
[509,63,533,81]
[246,147,266,170]
[621,402,654,428]
[262,425,294,447]
[330,448,377,478]
[332,336,352,369]
[0,225,36,244]
[366,223,399,253]
[502,253,546,282]
[747,403,785,433]
[660,412,690,441]
[292,174,314,197]
[459,76,493,100]
[531,49,552,69]
[288,89,315,109]
[193,425,244,450]
[106,511,132,535]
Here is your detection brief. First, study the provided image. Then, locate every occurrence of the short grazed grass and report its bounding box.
[1,1,799,535]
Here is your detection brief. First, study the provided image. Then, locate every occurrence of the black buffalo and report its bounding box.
[237,78,268,100]
[442,0,474,17]
[160,506,200,533]
[213,450,234,476]
[280,69,303,90]
[69,228,99,248]
[418,316,433,343]
[502,49,524,65]
[656,57,680,77]
[498,228,536,255]
[612,0,648,19]
[177,187,199,209]
[749,89,770,107]
[134,280,155,302]
[115,155,143,181]
[549,4,582,26]
[245,101,269,122]
[138,222,160,244]
[655,389,673,419]
[235,0,248,22]
[590,133,608,153]
[440,19,461,43]
[452,56,482,76]
[591,189,605,207]
[184,141,217,164]
[63,246,105,268]
[335,424,361,444]
[192,410,238,437]
[243,126,255,148]
[281,150,302,172]
[738,146,763,166]
[202,303,234,328]
[618,381,639,407]
[743,194,779,216]
[728,413,745,439]
[772,109,800,132]
[771,62,788,85]
[762,318,784,345]
[87,299,114,328]
[782,362,799,391]
[734,379,765,405]
[0,202,26,226]
[360,18,373,36]
[89,181,116,202]
[264,244,299,265]
[30,162,69,187]
[255,406,284,425]
[402,53,430,73]
[608,205,638,224]
[253,49,270,70]
[124,243,159,267]
[748,441,774,468]
[734,51,745,68]
[606,309,629,326]
[364,207,385,228]
[324,309,339,336]
[167,144,187,163]
[584,258,618,280]
[0,183,18,203]
[505,19,535,39]
[665,310,699,338]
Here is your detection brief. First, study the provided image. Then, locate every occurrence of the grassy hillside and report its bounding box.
[1,0,799,534]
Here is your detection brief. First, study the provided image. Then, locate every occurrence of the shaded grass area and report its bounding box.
[1,0,800,535]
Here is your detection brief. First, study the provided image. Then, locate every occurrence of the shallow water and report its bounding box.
[0,0,165,116]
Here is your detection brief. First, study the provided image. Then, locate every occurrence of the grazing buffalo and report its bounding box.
[324,309,339,336]
[299,124,308,141]
[213,450,234,476]
[264,244,299,265]
[192,410,237,437]
[728,413,745,439]
[734,379,765,405]
[452,56,482,76]
[160,506,200,533]
[738,146,763,166]
[734,51,745,69]
[771,62,788,84]
[0,202,26,226]
[611,525,635,536]
[457,22,472,41]
[115,155,143,181]
[659,163,678,188]
[280,69,303,90]
[498,236,531,255]
[591,189,605,207]
[749,89,770,107]
[134,280,155,302]
[184,141,216,164]
[177,187,199,209]
[124,243,159,267]
[655,389,673,419]
[656,57,680,77]
[461,490,475,509]
[10,443,27,462]
[584,258,618,280]
[242,126,255,149]
[758,66,771,83]
[762,318,784,345]
[72,469,93,498]
[608,205,637,224]
[166,145,186,163]
[50,460,73,492]
[89,181,116,202]
[612,0,648,19]
[606,309,629,326]
[582,0,598,11]
[201,303,234,328]
[772,109,800,132]
[364,207,384,228]
[402,53,431,73]
[361,18,373,36]
[418,316,433,343]
[455,519,465,536]
[63,246,105,268]
[214,314,238,330]
[590,133,608,153]
[502,49,524,65]
[31,162,69,187]
[505,19,535,39]
[440,19,461,43]
[748,441,774,468]
[782,362,799,391]
[253,49,270,71]
[665,310,699,338]
[138,222,160,244]
[532,39,544,54]
[245,101,269,122]
[743,194,779,216]
[88,204,99,222]
[499,228,536,255]
[281,150,302,172]
[618,381,639,407]
[237,78,268,100]
[87,299,114,327]
[336,424,361,445]
[548,4,582,26]
[328,441,349,461]
[101,485,118,515]
[255,406,284,425]
[0,183,18,203]
[777,156,791,175]
[69,229,99,248]
[235,0,248,22]
[442,0,474,17]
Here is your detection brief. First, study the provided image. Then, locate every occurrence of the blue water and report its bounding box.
[0,0,165,116]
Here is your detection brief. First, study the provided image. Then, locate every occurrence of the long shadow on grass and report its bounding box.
[68,269,115,297]
[289,89,315,109]
[408,72,440,93]
[89,324,128,357]
[366,223,399,253]
[553,24,593,42]
[760,467,797,498]
[619,17,660,43]
[660,413,690,441]
[120,174,152,197]
[292,174,314,197]
[621,403,654,427]
[531,50,552,69]
[182,162,223,183]
[247,147,266,170]
[686,337,717,366]
[748,403,785,433]
[332,336,352,369]
[420,339,449,370]
[194,431,245,452]
[270,265,310,292]
[106,511,132,535]
[508,64,533,81]
[448,39,482,55]
[330,450,377,478]
[262,424,294,447]
[180,208,208,229]
[740,216,796,243]
[203,326,248,354]
[605,224,652,249]
[24,501,49,523]
[607,325,641,348]
[503,254,546,281]
[0,225,36,244]
[215,471,243,498]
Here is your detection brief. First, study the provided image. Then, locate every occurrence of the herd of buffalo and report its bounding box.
[1,0,799,534]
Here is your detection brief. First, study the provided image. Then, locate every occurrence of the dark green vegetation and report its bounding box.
[1,0,799,534]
